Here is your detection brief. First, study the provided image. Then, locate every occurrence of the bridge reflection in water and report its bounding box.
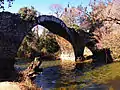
[34,59,111,90]
[35,59,81,89]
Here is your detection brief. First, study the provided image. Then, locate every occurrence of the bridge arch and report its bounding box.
[36,15,75,60]
[36,15,72,42]
[31,15,86,60]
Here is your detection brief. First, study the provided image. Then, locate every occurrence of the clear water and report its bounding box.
[34,62,109,90]
[34,66,84,89]
[15,60,110,90]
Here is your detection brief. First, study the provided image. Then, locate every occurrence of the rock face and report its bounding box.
[0,11,92,80]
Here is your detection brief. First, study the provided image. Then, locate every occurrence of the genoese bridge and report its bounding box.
[0,12,95,80]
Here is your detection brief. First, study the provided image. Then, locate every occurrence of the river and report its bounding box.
[15,59,118,90]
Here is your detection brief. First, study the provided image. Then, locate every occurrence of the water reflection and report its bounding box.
[34,60,84,89]
[34,60,95,90]
[15,59,110,89]
[35,66,61,88]
[60,60,76,70]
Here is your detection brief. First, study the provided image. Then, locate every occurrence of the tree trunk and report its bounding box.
[19,57,42,83]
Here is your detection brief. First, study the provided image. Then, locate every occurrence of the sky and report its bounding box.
[3,0,90,15]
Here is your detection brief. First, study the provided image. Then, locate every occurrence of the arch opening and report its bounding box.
[17,24,75,61]
[35,15,77,61]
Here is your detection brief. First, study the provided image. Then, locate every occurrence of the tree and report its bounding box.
[18,6,37,21]
[61,6,81,30]
[38,28,60,54]
[49,4,63,18]
[44,35,60,53]
[75,0,120,60]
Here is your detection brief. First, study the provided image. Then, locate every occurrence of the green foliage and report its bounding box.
[44,35,60,53]
[17,35,33,58]
[18,6,37,21]
[36,28,60,54]
[70,24,80,30]
[17,29,60,59]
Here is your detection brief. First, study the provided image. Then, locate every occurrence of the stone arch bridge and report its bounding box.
[0,12,96,80]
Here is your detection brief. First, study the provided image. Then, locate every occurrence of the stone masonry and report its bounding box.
[0,11,92,80]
